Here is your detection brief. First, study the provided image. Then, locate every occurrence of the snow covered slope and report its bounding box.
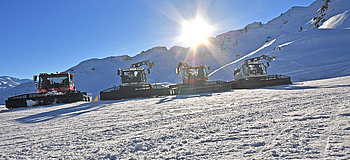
[1,0,350,101]
[1,76,349,159]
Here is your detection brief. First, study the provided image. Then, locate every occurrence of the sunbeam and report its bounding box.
[209,39,277,77]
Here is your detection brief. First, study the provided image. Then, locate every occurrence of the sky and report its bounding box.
[0,0,315,79]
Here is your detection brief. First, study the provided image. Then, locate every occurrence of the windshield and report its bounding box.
[186,67,208,80]
[246,64,267,75]
[39,75,71,89]
[121,70,146,83]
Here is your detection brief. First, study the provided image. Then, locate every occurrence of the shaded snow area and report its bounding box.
[1,76,349,159]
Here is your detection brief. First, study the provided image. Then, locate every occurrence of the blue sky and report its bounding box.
[0,0,314,79]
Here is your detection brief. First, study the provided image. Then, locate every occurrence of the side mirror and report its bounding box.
[148,68,151,74]
[33,75,37,82]
[176,68,179,74]
[117,69,121,75]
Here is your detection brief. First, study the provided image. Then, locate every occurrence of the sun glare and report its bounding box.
[179,17,213,47]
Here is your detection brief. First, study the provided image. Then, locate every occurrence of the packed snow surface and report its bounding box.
[1,76,349,159]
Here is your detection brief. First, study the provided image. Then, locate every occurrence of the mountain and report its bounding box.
[0,76,31,92]
[1,0,350,104]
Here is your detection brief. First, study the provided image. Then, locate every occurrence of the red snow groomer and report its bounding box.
[177,62,209,84]
[170,61,231,95]
[5,72,90,109]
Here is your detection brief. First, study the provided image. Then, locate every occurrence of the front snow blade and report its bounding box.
[5,91,89,109]
[230,74,292,89]
[100,84,172,100]
[174,81,232,95]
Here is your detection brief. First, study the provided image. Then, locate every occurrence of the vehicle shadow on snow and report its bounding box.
[156,93,213,104]
[15,101,111,124]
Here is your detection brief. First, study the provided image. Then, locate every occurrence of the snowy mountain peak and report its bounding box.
[136,46,169,58]
[0,76,31,93]
[104,55,132,61]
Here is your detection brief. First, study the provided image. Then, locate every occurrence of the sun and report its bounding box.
[179,17,214,47]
